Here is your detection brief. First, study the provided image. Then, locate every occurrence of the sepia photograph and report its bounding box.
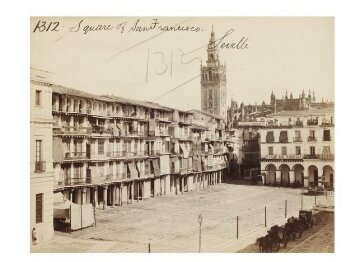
[30,16,334,253]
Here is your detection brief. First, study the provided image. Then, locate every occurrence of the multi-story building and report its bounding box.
[259,108,334,189]
[236,119,266,179]
[30,68,54,244]
[51,85,230,209]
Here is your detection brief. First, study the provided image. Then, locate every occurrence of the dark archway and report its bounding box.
[265,164,277,185]
[279,164,290,186]
[292,164,304,187]
[308,165,318,187]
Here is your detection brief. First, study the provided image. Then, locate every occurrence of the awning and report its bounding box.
[152,159,161,176]
[128,162,139,178]
[180,144,189,159]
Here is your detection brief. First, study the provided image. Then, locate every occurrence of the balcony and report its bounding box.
[307,119,318,126]
[65,152,88,159]
[64,176,91,186]
[321,121,334,127]
[293,137,302,142]
[34,161,46,173]
[304,154,319,159]
[295,120,304,127]
[307,136,317,142]
[60,126,92,135]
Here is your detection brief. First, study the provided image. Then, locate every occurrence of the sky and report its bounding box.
[30,17,334,110]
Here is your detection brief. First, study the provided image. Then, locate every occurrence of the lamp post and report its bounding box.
[198,214,203,253]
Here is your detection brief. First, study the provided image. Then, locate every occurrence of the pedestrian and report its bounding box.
[32,227,37,245]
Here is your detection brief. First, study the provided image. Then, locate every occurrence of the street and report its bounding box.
[32,183,334,253]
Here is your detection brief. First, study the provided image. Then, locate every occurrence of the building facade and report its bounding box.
[201,28,227,120]
[30,68,54,244]
[259,109,334,189]
[51,85,230,209]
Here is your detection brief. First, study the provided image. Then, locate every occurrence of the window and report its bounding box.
[323,130,331,141]
[296,146,301,155]
[279,131,288,143]
[268,146,273,155]
[98,140,104,155]
[266,131,274,143]
[36,193,43,223]
[295,130,301,138]
[35,140,42,162]
[310,146,315,155]
[35,90,42,106]
[309,130,315,138]
[35,140,44,172]
[282,146,287,155]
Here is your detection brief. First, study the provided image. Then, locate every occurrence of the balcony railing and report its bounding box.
[307,136,317,142]
[61,126,92,134]
[34,161,46,173]
[293,137,302,142]
[307,119,318,126]
[64,176,91,186]
[65,152,88,159]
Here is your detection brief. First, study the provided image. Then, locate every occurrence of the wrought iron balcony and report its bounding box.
[65,152,88,159]
[64,176,91,186]
[307,119,318,126]
[34,161,46,173]
[307,136,317,142]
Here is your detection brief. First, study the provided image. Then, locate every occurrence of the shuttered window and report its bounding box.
[36,193,43,223]
[266,131,274,143]
[279,131,288,143]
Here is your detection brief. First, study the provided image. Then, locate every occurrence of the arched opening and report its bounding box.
[265,164,277,185]
[308,165,318,187]
[323,165,334,190]
[292,164,304,187]
[279,164,290,186]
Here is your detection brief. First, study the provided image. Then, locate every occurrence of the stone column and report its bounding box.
[82,188,87,205]
[181,177,185,193]
[137,181,140,202]
[131,182,134,203]
[275,170,282,185]
[103,185,108,209]
[120,184,123,206]
[289,170,295,185]
[70,189,74,202]
[303,172,309,188]
[111,185,115,207]
[115,185,119,206]
[94,187,98,207]
[141,181,144,200]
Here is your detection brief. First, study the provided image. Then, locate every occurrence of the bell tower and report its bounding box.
[200,26,227,120]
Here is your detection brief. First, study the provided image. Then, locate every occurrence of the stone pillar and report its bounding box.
[303,173,309,188]
[70,189,74,202]
[82,188,87,205]
[103,185,108,209]
[111,185,115,207]
[181,177,185,193]
[176,178,180,194]
[131,182,134,203]
[276,170,282,185]
[115,185,119,206]
[289,170,296,185]
[142,181,145,200]
[94,187,98,207]
[137,181,140,202]
[120,185,123,206]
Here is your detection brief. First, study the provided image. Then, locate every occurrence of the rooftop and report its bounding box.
[267,108,334,118]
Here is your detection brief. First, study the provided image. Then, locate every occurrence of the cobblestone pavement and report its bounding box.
[31,183,334,253]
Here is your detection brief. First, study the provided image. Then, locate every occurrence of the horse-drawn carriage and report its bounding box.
[256,210,314,252]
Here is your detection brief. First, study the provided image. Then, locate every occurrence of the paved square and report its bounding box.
[32,184,334,253]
